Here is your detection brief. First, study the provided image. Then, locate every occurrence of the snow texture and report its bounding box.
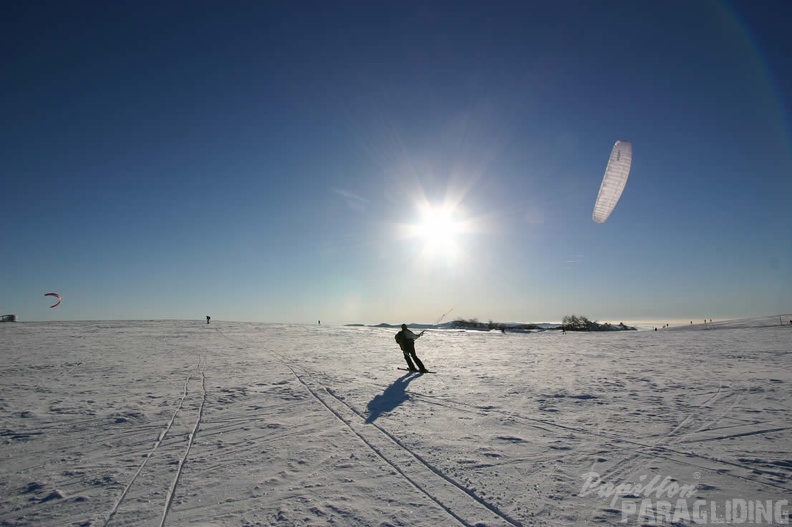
[1,316,790,526]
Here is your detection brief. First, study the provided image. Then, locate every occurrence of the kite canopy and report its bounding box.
[593,140,632,223]
[45,293,61,308]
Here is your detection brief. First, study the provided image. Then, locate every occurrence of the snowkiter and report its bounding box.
[395,323,427,372]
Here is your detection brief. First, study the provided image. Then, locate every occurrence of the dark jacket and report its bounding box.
[395,328,422,350]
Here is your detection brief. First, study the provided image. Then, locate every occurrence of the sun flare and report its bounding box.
[393,178,486,269]
[419,207,457,245]
[403,202,467,262]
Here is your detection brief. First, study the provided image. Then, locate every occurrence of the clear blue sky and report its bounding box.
[2,0,790,325]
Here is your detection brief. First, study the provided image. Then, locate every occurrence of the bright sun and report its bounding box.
[420,207,456,244]
[405,203,465,261]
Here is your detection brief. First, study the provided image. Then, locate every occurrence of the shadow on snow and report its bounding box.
[365,373,420,424]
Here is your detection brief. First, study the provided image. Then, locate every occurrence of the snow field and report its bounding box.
[1,317,790,526]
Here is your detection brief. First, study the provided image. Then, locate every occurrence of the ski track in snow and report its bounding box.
[104,367,199,527]
[278,359,521,527]
[159,363,207,527]
[0,316,790,526]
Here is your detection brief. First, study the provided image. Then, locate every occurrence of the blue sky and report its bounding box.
[2,0,790,325]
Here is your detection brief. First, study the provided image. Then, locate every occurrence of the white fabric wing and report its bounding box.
[592,140,632,223]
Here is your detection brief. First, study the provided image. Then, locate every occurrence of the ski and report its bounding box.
[397,368,436,374]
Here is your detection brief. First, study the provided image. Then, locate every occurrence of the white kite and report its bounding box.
[592,140,632,223]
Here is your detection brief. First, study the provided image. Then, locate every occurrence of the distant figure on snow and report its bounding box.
[395,323,427,373]
[206,315,211,324]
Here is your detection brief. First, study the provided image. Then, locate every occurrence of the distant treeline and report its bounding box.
[450,318,542,331]
[450,315,636,332]
[561,315,636,331]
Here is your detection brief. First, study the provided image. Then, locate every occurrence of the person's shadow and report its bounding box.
[365,373,419,424]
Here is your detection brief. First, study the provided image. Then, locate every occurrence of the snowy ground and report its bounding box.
[1,316,790,527]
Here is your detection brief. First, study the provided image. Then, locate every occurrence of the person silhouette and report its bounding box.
[394,324,427,372]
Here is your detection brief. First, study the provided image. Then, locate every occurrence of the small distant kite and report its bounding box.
[592,140,633,223]
[45,293,61,308]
